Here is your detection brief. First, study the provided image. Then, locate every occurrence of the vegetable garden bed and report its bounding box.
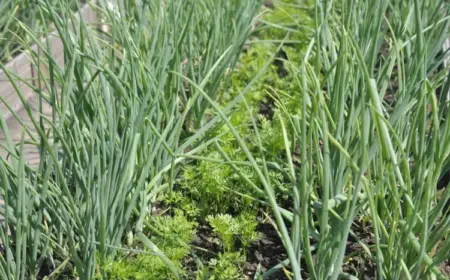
[0,0,449,279]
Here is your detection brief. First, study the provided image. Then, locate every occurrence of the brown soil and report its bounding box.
[245,222,289,279]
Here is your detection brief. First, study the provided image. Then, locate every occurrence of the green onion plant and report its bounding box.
[0,0,262,279]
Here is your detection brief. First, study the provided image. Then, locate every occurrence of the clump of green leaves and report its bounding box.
[178,152,258,217]
[159,191,200,219]
[150,210,199,250]
[195,251,246,280]
[106,211,198,279]
[207,213,262,253]
[207,214,239,252]
[106,249,184,279]
[191,213,262,279]
[206,252,246,280]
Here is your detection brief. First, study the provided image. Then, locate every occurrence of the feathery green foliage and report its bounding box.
[106,211,197,279]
